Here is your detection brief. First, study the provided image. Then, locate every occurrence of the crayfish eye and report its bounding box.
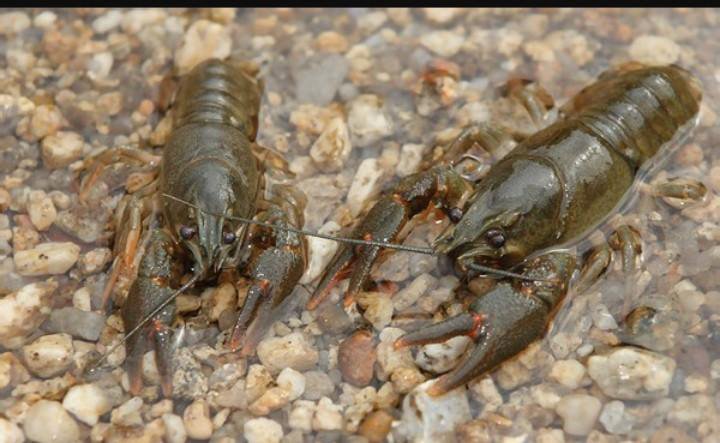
[222,231,236,244]
[179,225,196,240]
[448,207,464,223]
[485,228,505,249]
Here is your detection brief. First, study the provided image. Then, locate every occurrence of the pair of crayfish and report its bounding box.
[84,59,705,398]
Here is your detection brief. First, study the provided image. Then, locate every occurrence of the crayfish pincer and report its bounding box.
[309,63,705,395]
[82,59,307,397]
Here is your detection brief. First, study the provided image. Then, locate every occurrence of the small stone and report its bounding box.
[549,359,587,390]
[469,377,503,412]
[0,418,24,443]
[294,55,349,106]
[23,400,80,443]
[391,366,426,394]
[31,105,64,140]
[536,428,565,443]
[47,307,105,341]
[244,417,284,443]
[110,396,143,427]
[14,241,80,276]
[313,397,344,431]
[257,331,319,374]
[33,11,57,29]
[396,143,425,177]
[0,280,57,349]
[303,370,336,401]
[422,8,461,24]
[202,282,235,322]
[684,374,708,393]
[92,10,123,34]
[278,367,306,401]
[629,35,681,65]
[399,380,471,442]
[587,347,676,400]
[22,333,73,378]
[26,190,56,231]
[62,383,111,426]
[346,158,385,217]
[358,409,394,443]
[301,221,341,284]
[376,328,415,381]
[393,274,437,311]
[339,329,377,387]
[175,20,232,75]
[555,394,602,436]
[72,287,91,311]
[415,336,471,374]
[249,386,290,416]
[667,394,715,425]
[87,52,114,82]
[183,399,213,440]
[356,292,393,331]
[0,12,30,35]
[316,31,349,53]
[357,11,387,33]
[0,352,30,391]
[420,30,465,57]
[347,95,393,148]
[162,413,187,443]
[41,131,83,169]
[599,400,633,435]
[78,247,112,275]
[246,364,273,403]
[289,400,315,431]
[310,117,352,172]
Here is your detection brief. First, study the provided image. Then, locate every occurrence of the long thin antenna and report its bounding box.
[162,193,541,282]
[161,193,436,255]
[83,273,201,376]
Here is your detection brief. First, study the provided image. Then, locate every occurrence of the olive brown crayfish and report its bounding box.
[307,62,707,396]
[80,58,308,396]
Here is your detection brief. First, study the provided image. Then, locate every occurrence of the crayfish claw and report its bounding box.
[394,312,484,349]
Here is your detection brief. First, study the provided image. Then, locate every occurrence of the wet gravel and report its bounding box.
[1,7,720,443]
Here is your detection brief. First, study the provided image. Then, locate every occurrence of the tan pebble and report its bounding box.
[0,188,10,211]
[23,400,79,443]
[674,143,704,167]
[97,92,123,116]
[315,31,349,53]
[138,99,154,117]
[31,104,64,140]
[629,35,680,65]
[0,417,24,443]
[41,131,84,169]
[22,333,73,378]
[183,399,213,440]
[175,20,231,75]
[555,394,602,436]
[249,386,290,416]
[358,409,394,443]
[26,190,56,231]
[650,425,696,443]
[339,329,377,387]
[0,352,30,390]
[253,14,278,34]
[11,224,39,252]
[244,417,283,443]
[14,241,80,276]
[391,366,426,394]
[162,413,187,443]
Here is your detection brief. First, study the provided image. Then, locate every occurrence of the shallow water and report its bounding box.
[1,7,719,443]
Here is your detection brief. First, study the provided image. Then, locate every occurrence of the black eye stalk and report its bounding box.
[179,225,196,240]
[222,231,236,244]
[448,207,464,223]
[485,228,506,249]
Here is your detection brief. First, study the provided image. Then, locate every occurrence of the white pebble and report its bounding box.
[549,359,586,390]
[587,347,676,400]
[0,418,24,443]
[310,117,352,172]
[257,332,319,374]
[0,280,57,349]
[41,131,84,169]
[92,10,123,34]
[111,396,144,427]
[62,383,111,426]
[175,20,231,75]
[33,11,57,29]
[599,400,633,435]
[420,30,465,57]
[22,333,73,378]
[182,399,213,440]
[23,400,80,443]
[415,336,471,374]
[313,397,344,431]
[289,400,315,432]
[300,221,341,284]
[629,35,681,65]
[27,190,56,231]
[346,158,386,217]
[14,242,80,276]
[277,367,306,401]
[87,52,114,82]
[162,413,187,443]
[398,380,471,442]
[555,394,602,436]
[347,95,393,148]
[244,417,284,443]
[393,273,437,310]
[396,143,425,177]
[376,328,415,380]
